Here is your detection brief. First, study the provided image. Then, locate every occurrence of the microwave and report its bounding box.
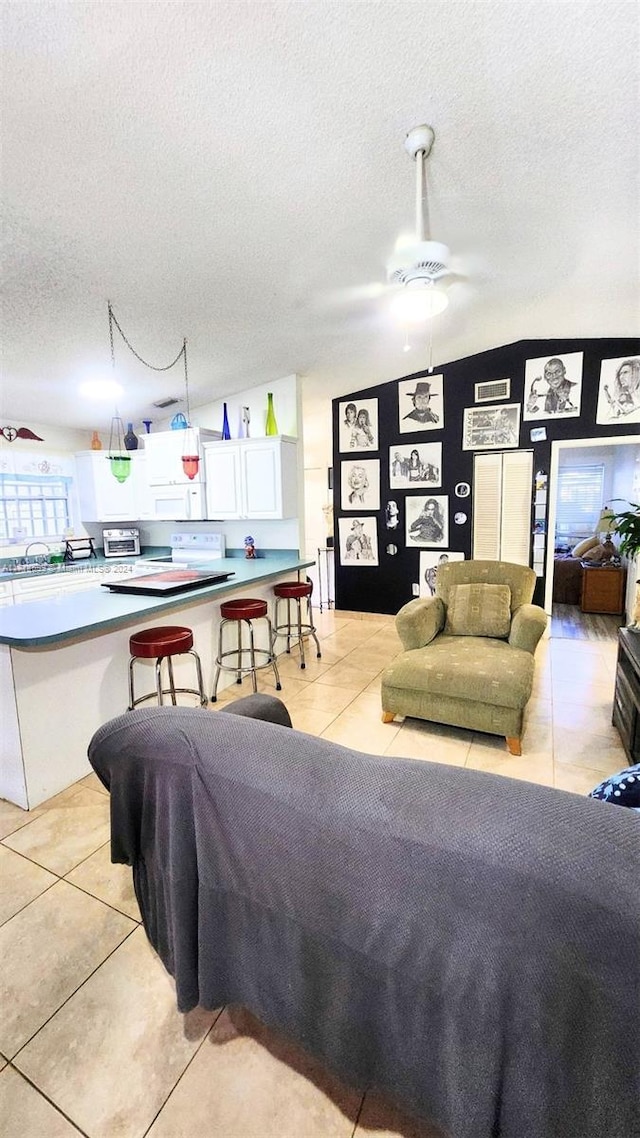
[103,528,141,558]
[147,482,207,521]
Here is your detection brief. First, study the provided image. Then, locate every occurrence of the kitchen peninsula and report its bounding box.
[0,552,314,810]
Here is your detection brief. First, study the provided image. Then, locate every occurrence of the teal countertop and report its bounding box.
[0,554,315,648]
[0,547,171,582]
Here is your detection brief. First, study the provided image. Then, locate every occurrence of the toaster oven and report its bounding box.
[102,527,141,558]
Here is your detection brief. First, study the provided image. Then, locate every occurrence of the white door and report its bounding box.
[473,450,533,565]
[204,445,243,518]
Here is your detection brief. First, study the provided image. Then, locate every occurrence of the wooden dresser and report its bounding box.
[580,564,626,614]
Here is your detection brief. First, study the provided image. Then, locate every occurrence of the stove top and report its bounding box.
[102,567,235,596]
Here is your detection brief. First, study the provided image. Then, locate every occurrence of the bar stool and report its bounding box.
[272,579,322,670]
[211,598,281,702]
[128,626,207,709]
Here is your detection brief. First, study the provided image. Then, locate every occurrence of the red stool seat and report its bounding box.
[273,582,313,600]
[220,598,268,621]
[129,626,194,659]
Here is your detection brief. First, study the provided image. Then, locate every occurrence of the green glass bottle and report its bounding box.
[265,392,278,436]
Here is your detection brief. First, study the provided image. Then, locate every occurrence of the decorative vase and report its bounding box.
[222,402,231,440]
[142,419,153,434]
[90,430,102,451]
[170,412,188,430]
[265,392,278,436]
[123,423,139,451]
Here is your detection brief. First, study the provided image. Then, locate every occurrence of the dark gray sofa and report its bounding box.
[88,695,639,1138]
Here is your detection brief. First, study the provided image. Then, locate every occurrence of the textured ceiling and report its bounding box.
[1,0,639,431]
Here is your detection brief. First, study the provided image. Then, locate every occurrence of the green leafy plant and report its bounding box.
[609,500,640,560]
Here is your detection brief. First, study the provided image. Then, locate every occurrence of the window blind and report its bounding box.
[556,464,605,541]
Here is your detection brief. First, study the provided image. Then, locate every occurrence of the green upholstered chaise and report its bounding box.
[381,560,547,755]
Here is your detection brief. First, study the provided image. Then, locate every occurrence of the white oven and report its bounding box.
[147,482,206,521]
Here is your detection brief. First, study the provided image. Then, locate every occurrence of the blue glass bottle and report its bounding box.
[222,402,231,440]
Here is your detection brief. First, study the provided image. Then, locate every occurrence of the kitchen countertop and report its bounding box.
[0,547,171,582]
[0,553,315,647]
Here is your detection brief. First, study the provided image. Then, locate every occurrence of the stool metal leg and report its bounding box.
[236,618,243,683]
[265,614,282,691]
[247,618,258,693]
[188,649,207,707]
[296,597,306,669]
[211,617,227,702]
[167,655,178,705]
[128,657,136,710]
[308,595,322,659]
[155,656,165,705]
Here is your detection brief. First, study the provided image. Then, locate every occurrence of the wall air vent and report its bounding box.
[152,396,181,409]
[475,378,511,403]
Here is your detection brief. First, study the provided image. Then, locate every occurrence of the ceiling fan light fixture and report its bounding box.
[390,280,449,324]
[387,240,451,284]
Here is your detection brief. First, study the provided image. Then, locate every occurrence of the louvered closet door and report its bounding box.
[473,450,533,565]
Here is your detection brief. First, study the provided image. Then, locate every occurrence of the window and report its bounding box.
[555,464,604,543]
[0,474,72,542]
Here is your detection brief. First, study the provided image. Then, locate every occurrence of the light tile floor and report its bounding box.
[0,609,627,1138]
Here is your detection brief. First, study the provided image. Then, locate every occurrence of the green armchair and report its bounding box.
[381,560,547,755]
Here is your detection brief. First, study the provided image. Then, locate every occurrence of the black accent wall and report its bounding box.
[332,337,639,615]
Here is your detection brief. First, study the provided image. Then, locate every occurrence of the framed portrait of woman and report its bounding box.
[405,495,449,548]
[340,459,380,511]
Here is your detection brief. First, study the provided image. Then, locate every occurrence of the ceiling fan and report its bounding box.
[386,124,452,323]
[321,125,462,330]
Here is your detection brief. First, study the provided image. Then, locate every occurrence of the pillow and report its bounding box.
[589,764,640,812]
[581,542,608,563]
[445,582,512,638]
[571,535,599,558]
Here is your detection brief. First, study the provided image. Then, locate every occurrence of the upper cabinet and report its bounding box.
[204,436,298,519]
[144,428,220,486]
[75,451,147,522]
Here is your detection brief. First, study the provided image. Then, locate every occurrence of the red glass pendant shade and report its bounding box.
[181,454,200,480]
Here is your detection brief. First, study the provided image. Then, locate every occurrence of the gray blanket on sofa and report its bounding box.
[88,702,640,1138]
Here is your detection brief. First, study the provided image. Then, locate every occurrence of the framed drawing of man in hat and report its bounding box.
[338,516,379,566]
[398,375,444,434]
[523,352,583,420]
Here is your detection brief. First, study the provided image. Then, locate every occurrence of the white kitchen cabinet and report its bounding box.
[144,428,220,487]
[75,451,148,523]
[204,436,298,520]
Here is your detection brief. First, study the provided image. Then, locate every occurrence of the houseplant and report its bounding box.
[609,499,640,627]
[609,500,640,560]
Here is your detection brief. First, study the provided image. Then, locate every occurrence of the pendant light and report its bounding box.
[180,340,200,480]
[107,302,131,483]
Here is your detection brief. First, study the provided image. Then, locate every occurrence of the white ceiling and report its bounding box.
[1,0,639,432]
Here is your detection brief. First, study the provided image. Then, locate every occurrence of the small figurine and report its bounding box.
[244,535,256,559]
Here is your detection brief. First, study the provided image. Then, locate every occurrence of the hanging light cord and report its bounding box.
[108,301,190,425]
[108,302,186,372]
